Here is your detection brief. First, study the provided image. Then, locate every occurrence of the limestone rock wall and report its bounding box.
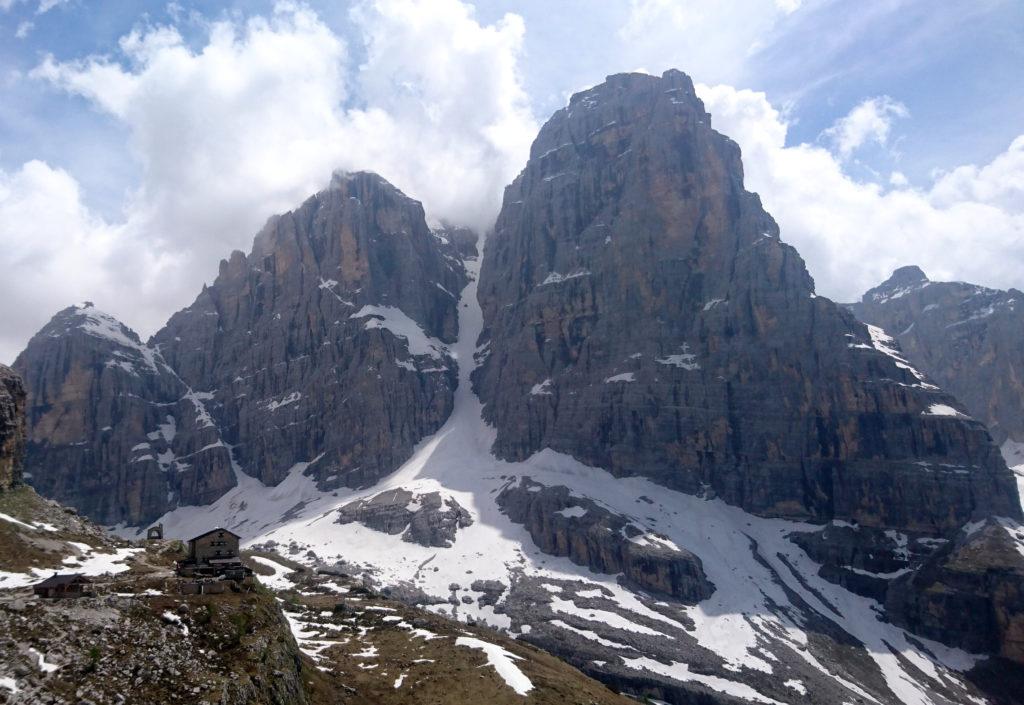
[13,304,235,525]
[0,364,26,491]
[474,70,1021,534]
[152,171,467,491]
[851,266,1024,454]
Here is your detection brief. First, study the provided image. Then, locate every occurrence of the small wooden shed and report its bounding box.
[33,573,92,598]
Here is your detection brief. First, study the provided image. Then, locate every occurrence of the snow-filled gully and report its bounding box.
[150,258,990,705]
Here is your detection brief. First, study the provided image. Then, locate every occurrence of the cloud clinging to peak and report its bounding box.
[0,0,536,361]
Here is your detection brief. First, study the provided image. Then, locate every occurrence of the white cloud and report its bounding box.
[889,171,909,188]
[348,0,536,230]
[774,0,802,13]
[0,162,123,359]
[821,95,909,159]
[698,83,1024,303]
[0,0,536,362]
[618,0,800,84]
[0,0,66,13]
[36,0,67,13]
[929,135,1024,212]
[14,19,31,37]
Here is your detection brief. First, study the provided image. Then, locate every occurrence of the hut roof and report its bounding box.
[188,527,241,542]
[35,573,91,588]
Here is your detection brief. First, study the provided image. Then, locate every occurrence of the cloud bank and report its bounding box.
[698,83,1024,302]
[0,0,535,361]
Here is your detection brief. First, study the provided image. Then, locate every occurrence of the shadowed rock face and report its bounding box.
[474,69,1021,534]
[886,518,1024,664]
[850,266,1024,457]
[0,364,26,491]
[13,304,235,525]
[151,171,467,491]
[497,477,714,602]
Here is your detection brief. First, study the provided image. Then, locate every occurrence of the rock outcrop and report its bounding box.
[497,477,714,602]
[886,518,1024,664]
[151,171,467,491]
[789,522,928,602]
[12,304,235,525]
[0,364,25,491]
[336,488,473,547]
[850,266,1024,470]
[474,69,1021,534]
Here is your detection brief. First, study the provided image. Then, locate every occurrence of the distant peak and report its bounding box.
[885,265,929,287]
[864,266,930,304]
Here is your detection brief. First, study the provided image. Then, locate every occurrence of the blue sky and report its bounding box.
[0,0,1022,361]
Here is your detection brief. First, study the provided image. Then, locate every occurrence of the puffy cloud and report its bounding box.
[618,0,799,84]
[0,161,125,358]
[347,0,536,229]
[36,0,67,12]
[698,83,1024,302]
[929,135,1024,211]
[0,0,535,362]
[821,95,909,159]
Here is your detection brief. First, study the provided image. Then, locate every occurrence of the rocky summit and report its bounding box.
[152,171,466,491]
[13,305,235,525]
[851,266,1024,479]
[474,70,1020,535]
[13,172,467,527]
[7,69,1024,705]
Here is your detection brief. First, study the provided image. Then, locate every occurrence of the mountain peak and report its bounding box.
[864,265,930,304]
[885,265,929,287]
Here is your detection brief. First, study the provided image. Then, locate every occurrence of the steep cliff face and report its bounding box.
[0,364,26,491]
[886,518,1024,664]
[474,70,1021,533]
[151,171,467,490]
[12,304,235,525]
[850,266,1024,472]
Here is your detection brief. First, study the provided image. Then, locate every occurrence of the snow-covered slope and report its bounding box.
[143,259,1000,705]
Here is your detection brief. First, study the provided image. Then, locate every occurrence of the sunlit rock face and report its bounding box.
[474,69,1021,533]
